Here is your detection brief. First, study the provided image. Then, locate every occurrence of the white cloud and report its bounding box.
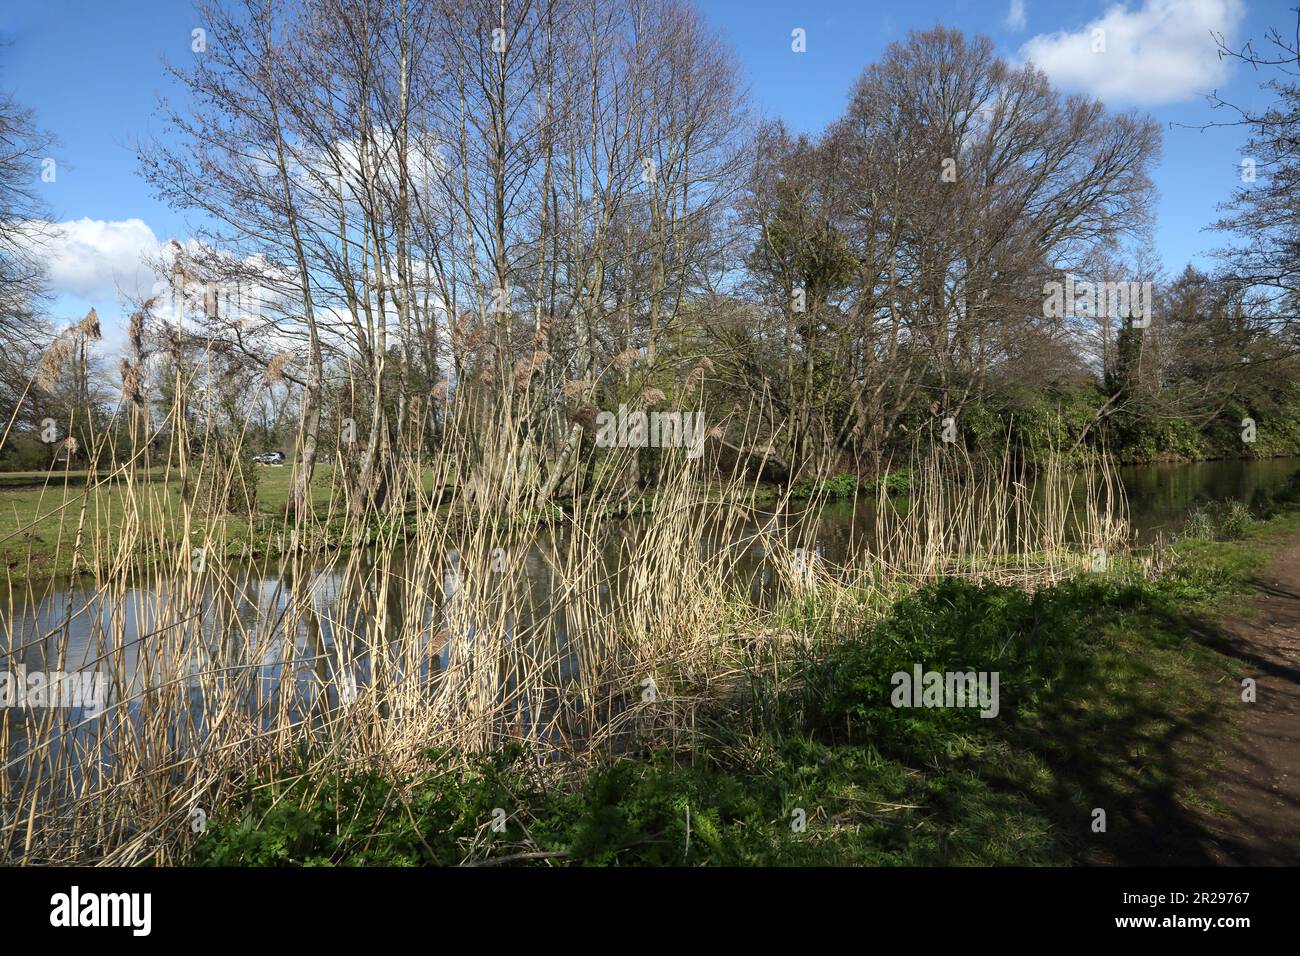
[1006,0,1028,32]
[41,217,163,306]
[1019,0,1245,105]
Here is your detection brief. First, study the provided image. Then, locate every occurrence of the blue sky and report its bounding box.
[0,0,1287,338]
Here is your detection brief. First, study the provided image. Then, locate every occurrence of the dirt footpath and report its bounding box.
[1197,536,1300,865]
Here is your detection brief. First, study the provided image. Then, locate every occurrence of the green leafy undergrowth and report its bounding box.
[192,511,1285,866]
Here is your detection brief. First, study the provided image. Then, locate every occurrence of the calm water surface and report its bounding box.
[3,456,1298,765]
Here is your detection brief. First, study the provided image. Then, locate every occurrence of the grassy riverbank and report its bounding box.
[7,447,1295,590]
[0,465,335,586]
[0,461,739,588]
[186,481,1300,866]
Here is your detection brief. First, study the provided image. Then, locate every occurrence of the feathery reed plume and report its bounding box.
[35,334,74,390]
[127,306,147,360]
[532,313,552,349]
[638,386,666,407]
[120,358,143,406]
[76,308,101,341]
[263,351,293,385]
[512,350,549,390]
[572,402,599,434]
[163,321,183,360]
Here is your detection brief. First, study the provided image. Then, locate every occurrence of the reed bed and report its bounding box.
[0,395,1129,864]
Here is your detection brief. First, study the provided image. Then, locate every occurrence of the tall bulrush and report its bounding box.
[0,383,1127,864]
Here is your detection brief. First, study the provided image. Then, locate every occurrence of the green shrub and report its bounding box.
[1182,506,1216,541]
[1217,501,1254,540]
[789,473,860,501]
[1181,500,1255,542]
[879,468,911,495]
[0,434,52,471]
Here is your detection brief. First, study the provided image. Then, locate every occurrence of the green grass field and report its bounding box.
[0,464,345,585]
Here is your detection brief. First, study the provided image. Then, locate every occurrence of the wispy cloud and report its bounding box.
[1005,0,1027,32]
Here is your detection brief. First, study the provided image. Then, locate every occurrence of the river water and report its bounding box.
[3,456,1299,774]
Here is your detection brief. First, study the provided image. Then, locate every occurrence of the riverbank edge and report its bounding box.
[180,479,1300,866]
[9,449,1300,594]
